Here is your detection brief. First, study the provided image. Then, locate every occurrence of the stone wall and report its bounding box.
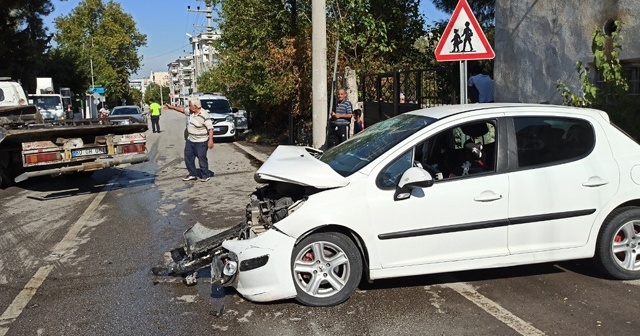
[494,0,640,104]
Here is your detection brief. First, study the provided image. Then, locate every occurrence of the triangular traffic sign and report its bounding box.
[434,0,495,61]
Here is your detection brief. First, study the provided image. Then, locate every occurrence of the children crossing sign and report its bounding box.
[434,0,495,61]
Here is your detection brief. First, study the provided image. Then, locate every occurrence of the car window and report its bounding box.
[423,120,497,179]
[514,117,594,168]
[319,114,435,177]
[377,150,413,188]
[111,107,140,115]
[377,119,497,189]
[32,96,62,109]
[200,99,231,114]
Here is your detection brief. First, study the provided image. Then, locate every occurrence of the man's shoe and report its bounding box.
[182,176,197,181]
[200,177,210,182]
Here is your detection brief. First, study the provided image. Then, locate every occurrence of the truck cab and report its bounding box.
[29,93,65,120]
[0,78,28,107]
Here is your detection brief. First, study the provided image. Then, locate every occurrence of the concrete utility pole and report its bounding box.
[188,2,215,79]
[312,0,328,149]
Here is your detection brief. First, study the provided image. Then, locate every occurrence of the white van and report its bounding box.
[0,78,28,107]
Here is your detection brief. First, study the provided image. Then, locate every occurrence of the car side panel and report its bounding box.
[506,113,620,254]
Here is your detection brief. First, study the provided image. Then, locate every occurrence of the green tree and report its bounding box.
[198,69,225,93]
[143,83,170,105]
[53,0,146,105]
[431,0,495,26]
[556,22,640,139]
[210,0,428,136]
[128,87,143,107]
[0,0,53,92]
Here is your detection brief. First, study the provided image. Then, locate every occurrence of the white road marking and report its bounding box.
[0,190,108,336]
[623,279,640,286]
[445,280,545,336]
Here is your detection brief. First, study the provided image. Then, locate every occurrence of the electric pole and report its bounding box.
[312,0,328,149]
[188,1,215,84]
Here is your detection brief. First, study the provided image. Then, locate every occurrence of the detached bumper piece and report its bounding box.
[151,222,244,285]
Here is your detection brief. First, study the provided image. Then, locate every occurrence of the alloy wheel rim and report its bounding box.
[293,241,351,298]
[611,220,640,271]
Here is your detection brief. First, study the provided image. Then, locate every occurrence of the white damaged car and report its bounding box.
[158,103,640,307]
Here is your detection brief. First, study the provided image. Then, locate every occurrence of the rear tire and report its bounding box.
[291,232,362,307]
[595,207,640,280]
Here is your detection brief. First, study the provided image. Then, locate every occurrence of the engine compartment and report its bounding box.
[243,181,318,238]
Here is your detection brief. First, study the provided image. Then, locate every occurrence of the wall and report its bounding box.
[494,0,640,104]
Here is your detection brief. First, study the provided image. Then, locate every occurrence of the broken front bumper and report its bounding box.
[214,229,298,303]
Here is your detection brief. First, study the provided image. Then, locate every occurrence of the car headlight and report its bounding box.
[225,115,234,123]
[223,260,238,276]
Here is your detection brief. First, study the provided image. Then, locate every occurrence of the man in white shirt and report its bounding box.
[164,96,215,182]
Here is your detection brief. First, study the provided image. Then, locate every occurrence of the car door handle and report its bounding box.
[474,192,503,202]
[582,177,609,187]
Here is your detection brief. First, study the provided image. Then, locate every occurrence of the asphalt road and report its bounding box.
[1,110,639,336]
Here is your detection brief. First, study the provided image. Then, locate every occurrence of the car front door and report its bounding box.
[506,114,620,254]
[367,117,510,270]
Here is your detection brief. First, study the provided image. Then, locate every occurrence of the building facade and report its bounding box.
[494,0,640,104]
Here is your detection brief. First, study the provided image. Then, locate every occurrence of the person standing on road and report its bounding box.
[164,96,215,182]
[468,64,494,103]
[149,98,162,133]
[330,88,353,145]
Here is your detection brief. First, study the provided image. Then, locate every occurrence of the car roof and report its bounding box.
[406,103,608,121]
[197,94,228,100]
[112,105,140,109]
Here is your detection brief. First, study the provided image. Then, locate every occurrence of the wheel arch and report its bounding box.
[594,200,640,239]
[296,224,372,283]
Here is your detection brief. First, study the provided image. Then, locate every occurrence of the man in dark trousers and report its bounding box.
[149,98,162,133]
[330,88,353,145]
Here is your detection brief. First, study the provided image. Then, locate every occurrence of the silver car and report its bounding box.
[108,105,147,125]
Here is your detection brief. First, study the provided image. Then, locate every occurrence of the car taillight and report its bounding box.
[118,144,146,154]
[25,152,59,164]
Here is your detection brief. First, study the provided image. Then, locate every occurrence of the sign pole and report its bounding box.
[433,0,494,104]
[459,60,467,104]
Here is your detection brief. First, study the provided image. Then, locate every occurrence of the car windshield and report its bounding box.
[200,99,231,114]
[110,107,140,115]
[319,114,435,176]
[31,96,62,109]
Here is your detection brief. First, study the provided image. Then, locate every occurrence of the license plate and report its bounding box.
[72,147,106,157]
[214,127,222,132]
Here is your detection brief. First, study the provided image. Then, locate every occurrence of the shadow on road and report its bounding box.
[359,259,609,292]
[16,168,155,200]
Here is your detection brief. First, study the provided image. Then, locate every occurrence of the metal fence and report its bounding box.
[362,66,458,127]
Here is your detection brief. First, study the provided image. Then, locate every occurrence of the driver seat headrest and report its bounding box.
[461,123,489,138]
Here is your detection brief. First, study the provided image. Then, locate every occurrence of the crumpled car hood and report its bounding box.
[254,145,349,189]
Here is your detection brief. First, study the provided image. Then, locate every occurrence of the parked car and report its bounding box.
[211,103,640,307]
[198,94,238,140]
[108,105,147,125]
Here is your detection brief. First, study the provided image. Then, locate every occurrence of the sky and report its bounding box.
[45,0,449,79]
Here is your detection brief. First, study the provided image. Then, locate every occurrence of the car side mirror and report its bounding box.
[394,167,434,201]
[232,107,239,112]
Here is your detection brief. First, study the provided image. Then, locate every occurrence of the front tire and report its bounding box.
[595,207,640,280]
[291,232,362,307]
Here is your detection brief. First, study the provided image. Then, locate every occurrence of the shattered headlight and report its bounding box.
[223,260,238,276]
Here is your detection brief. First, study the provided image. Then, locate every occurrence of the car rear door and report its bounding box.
[506,113,619,254]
